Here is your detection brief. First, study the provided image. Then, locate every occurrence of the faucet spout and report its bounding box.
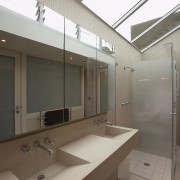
[101,119,112,126]
[94,119,112,126]
[34,141,54,156]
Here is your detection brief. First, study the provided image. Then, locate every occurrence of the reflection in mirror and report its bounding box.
[0,2,65,141]
[43,5,64,33]
[0,54,16,140]
[96,45,116,119]
[0,30,65,140]
[26,56,65,128]
[97,61,108,113]
[64,18,116,121]
[0,3,116,142]
[64,18,97,119]
[0,0,37,20]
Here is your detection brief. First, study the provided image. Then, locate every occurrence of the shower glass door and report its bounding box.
[132,44,176,180]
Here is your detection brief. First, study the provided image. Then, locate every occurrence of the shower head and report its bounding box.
[124,66,135,72]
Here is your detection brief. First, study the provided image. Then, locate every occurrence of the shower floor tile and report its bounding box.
[128,150,171,180]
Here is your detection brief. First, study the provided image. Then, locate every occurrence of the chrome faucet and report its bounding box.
[44,137,54,145]
[33,140,54,156]
[94,119,112,126]
[100,119,112,126]
[21,145,32,154]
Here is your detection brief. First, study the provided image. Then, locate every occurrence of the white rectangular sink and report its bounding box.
[26,150,89,180]
[26,163,66,180]
[92,125,131,139]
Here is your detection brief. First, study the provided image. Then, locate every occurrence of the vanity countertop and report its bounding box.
[48,126,139,180]
[23,126,139,180]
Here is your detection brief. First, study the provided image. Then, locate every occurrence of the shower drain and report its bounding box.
[144,162,150,166]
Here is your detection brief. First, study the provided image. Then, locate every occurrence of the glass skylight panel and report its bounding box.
[0,0,37,20]
[43,6,64,33]
[82,0,140,26]
[132,8,180,51]
[115,0,180,41]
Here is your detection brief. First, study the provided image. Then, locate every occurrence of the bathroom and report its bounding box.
[0,0,180,179]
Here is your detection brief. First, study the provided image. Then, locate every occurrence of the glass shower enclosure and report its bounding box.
[132,44,176,180]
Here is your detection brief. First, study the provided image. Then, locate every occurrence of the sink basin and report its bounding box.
[26,162,66,180]
[0,171,19,180]
[25,127,137,180]
[26,150,89,180]
[93,125,131,139]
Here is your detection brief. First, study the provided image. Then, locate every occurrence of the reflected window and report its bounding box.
[65,19,77,39]
[80,27,97,48]
[65,64,81,107]
[65,19,97,48]
[27,56,64,113]
[0,0,37,20]
[43,6,64,33]
[101,39,114,54]
[27,56,81,113]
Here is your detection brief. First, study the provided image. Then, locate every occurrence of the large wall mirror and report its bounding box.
[0,1,116,142]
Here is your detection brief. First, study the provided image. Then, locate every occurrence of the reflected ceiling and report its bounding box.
[82,0,180,51]
[0,0,179,52]
[0,0,37,20]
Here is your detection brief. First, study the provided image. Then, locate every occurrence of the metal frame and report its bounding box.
[141,25,180,52]
[112,0,148,29]
[131,4,180,43]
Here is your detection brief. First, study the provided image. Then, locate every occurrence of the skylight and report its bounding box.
[82,0,142,26]
[82,0,180,51]
[115,0,180,41]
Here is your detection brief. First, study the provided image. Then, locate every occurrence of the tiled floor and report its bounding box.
[128,150,171,180]
[128,164,180,180]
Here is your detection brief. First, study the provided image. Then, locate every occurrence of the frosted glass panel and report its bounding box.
[0,55,15,140]
[132,59,172,158]
[27,56,64,113]
[65,64,81,107]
